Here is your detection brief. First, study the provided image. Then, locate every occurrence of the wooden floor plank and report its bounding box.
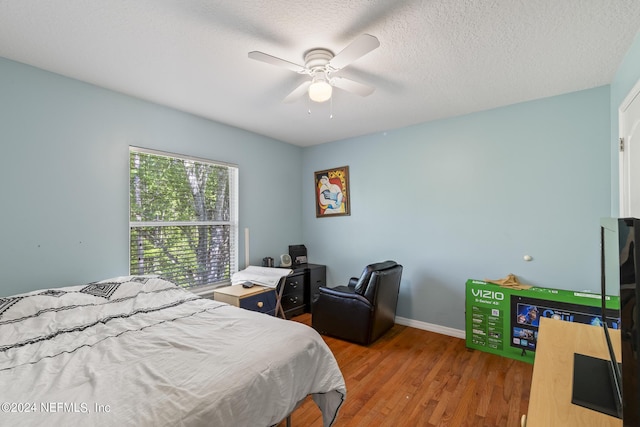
[278,314,533,427]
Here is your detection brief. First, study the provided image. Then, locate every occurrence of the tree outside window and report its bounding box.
[129,147,238,289]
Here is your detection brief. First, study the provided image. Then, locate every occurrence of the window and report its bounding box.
[129,147,238,291]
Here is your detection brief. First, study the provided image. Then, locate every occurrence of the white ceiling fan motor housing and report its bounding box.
[304,49,334,72]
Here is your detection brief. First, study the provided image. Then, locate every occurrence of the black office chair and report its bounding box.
[311,261,403,345]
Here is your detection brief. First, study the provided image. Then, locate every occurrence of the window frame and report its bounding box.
[128,146,239,295]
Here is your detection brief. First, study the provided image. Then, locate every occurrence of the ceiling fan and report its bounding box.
[248,34,380,104]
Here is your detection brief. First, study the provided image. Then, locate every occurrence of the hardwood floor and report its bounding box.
[281,314,533,427]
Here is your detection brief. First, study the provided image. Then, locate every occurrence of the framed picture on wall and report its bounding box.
[314,166,350,217]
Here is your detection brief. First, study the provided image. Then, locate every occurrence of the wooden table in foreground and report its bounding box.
[526,317,622,427]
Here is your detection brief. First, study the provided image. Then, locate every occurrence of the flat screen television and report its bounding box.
[571,218,639,424]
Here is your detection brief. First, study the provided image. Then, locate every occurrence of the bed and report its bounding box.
[0,275,346,426]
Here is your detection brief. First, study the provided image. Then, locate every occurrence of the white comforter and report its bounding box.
[0,276,346,426]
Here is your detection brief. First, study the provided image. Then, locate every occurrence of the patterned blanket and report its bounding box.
[0,276,345,426]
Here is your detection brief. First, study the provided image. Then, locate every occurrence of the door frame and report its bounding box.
[619,76,640,216]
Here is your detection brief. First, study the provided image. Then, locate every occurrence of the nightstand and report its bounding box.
[213,284,277,316]
[275,264,327,318]
[279,272,305,319]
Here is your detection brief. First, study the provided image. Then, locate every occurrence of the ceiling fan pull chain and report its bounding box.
[329,96,333,119]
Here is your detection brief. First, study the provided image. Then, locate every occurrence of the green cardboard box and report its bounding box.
[465,279,620,364]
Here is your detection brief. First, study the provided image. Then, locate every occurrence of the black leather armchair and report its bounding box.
[311,261,403,345]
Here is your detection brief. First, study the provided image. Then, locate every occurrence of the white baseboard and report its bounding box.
[395,316,466,339]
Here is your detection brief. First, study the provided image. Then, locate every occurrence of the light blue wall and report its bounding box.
[610,29,640,216]
[0,57,303,297]
[302,86,611,330]
[3,34,638,332]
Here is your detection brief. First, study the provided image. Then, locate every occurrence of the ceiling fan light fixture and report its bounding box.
[308,76,332,103]
[249,35,379,104]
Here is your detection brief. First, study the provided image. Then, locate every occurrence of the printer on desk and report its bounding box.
[288,244,308,266]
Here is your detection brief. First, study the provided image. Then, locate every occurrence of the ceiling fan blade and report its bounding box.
[328,34,380,70]
[248,51,307,74]
[283,80,312,103]
[331,76,375,97]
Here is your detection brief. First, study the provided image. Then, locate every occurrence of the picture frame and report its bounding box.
[314,166,350,217]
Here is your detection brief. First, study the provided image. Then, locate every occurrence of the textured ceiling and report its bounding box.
[1,1,640,146]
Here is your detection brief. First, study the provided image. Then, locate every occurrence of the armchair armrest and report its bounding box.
[347,277,359,288]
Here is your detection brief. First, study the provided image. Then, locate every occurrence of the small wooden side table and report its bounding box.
[213,284,279,317]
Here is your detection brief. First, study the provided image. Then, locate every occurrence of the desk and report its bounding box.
[218,264,327,319]
[526,317,622,427]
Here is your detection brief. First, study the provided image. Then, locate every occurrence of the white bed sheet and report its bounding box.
[0,276,346,426]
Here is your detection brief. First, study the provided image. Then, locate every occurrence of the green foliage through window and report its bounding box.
[129,148,238,288]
